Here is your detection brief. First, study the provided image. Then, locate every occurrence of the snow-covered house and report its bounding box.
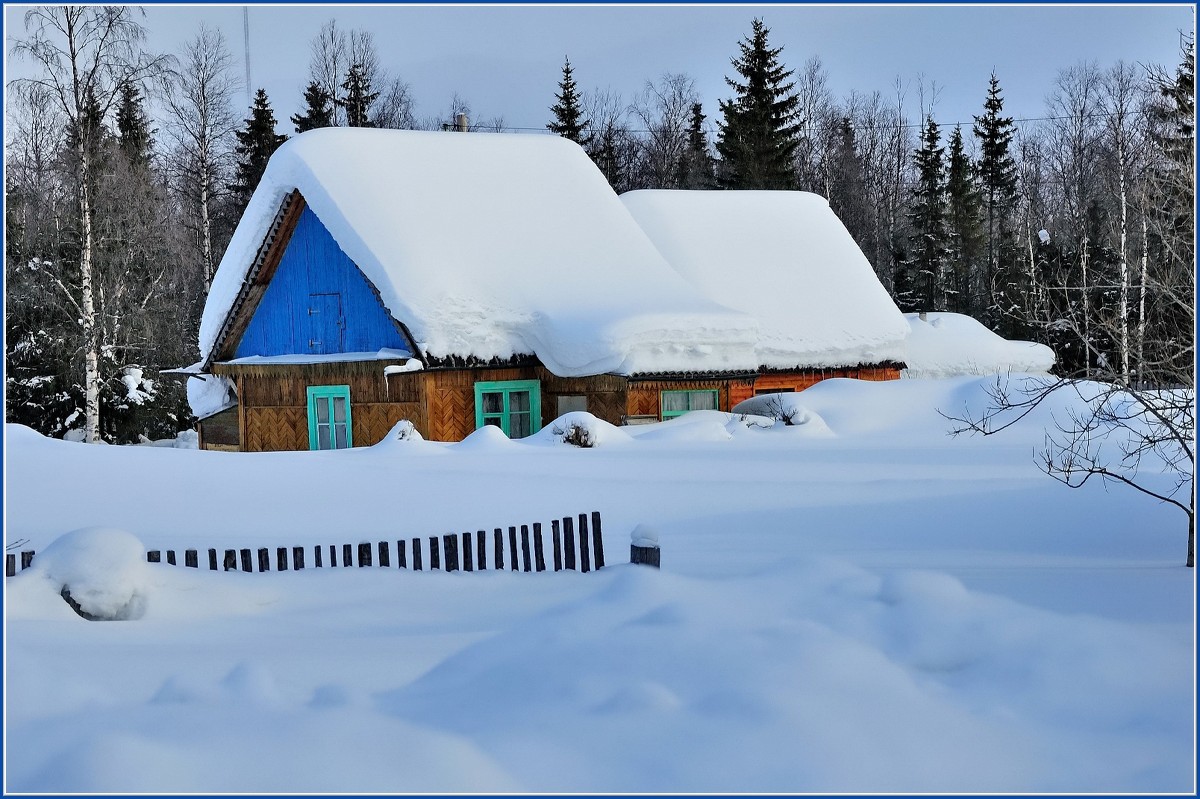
[187,129,912,451]
[620,190,909,394]
[189,128,767,450]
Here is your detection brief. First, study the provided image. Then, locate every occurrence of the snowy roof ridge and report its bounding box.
[199,128,761,378]
[620,189,911,370]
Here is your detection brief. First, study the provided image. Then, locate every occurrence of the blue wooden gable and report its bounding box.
[235,205,409,358]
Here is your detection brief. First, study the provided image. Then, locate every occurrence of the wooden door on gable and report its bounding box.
[306,292,344,354]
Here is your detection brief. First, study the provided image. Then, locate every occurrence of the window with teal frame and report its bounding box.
[660,389,718,419]
[474,380,541,438]
[307,385,353,450]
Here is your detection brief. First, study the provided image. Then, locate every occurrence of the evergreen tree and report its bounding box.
[901,115,949,312]
[827,116,868,244]
[232,89,287,214]
[972,72,1019,326]
[338,63,379,128]
[115,81,152,168]
[547,57,591,145]
[715,18,803,189]
[292,80,335,133]
[677,102,715,188]
[944,125,984,314]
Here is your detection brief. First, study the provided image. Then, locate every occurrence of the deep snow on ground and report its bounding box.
[3,376,1194,793]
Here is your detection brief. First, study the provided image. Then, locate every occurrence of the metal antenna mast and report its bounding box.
[243,7,252,106]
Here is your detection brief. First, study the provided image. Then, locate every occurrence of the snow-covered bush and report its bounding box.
[29,527,150,621]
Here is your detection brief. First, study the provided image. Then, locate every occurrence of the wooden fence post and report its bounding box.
[630,525,661,568]
[463,532,473,572]
[167,550,177,566]
[223,549,237,571]
[315,545,323,568]
[443,534,458,572]
[477,530,487,570]
[21,551,35,570]
[494,528,504,570]
[508,526,518,571]
[592,511,605,569]
[240,549,252,572]
[428,536,440,570]
[293,546,305,570]
[563,516,576,570]
[329,544,338,567]
[379,541,390,567]
[358,542,372,567]
[185,549,198,568]
[578,514,591,573]
[277,547,288,571]
[552,519,563,571]
[343,544,353,568]
[6,554,16,577]
[397,540,407,569]
[412,537,423,570]
[520,525,532,572]
[147,550,161,563]
[533,523,546,572]
[208,548,218,570]
[257,548,269,572]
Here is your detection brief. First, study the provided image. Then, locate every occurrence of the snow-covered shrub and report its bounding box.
[30,527,150,621]
[540,412,632,448]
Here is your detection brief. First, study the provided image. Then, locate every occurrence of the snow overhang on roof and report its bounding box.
[200,129,760,378]
[620,189,911,370]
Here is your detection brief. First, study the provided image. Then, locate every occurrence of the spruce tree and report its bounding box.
[944,125,984,314]
[715,18,803,189]
[972,73,1019,325]
[828,116,868,243]
[232,89,287,214]
[902,115,949,312]
[115,82,152,168]
[292,80,335,133]
[338,63,379,128]
[677,102,715,188]
[547,57,591,145]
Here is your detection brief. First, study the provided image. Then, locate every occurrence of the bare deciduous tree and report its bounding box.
[160,24,238,293]
[12,5,169,443]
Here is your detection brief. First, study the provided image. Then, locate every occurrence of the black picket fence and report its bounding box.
[6,512,609,579]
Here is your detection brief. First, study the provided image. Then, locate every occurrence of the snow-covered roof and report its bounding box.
[200,128,760,377]
[619,190,910,369]
[902,312,1056,378]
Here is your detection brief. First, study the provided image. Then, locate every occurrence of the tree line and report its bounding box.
[5,8,1194,445]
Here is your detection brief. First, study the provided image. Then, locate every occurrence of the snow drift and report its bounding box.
[902,312,1055,378]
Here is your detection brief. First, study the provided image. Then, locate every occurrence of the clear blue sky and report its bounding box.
[5,3,1195,136]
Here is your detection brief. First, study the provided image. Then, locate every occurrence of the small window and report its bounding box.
[660,389,719,419]
[474,380,542,438]
[307,385,353,450]
[557,395,588,415]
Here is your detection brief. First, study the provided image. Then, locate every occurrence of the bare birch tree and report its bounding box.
[11,5,168,443]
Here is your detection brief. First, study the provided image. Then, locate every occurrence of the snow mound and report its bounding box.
[374,420,425,447]
[731,394,836,436]
[532,412,633,448]
[27,527,150,621]
[626,410,735,443]
[621,190,909,369]
[452,423,514,451]
[903,312,1055,378]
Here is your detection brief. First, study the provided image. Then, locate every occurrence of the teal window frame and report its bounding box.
[307,384,353,450]
[474,379,542,438]
[660,389,719,420]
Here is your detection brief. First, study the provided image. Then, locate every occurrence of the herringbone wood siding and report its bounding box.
[245,407,308,451]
